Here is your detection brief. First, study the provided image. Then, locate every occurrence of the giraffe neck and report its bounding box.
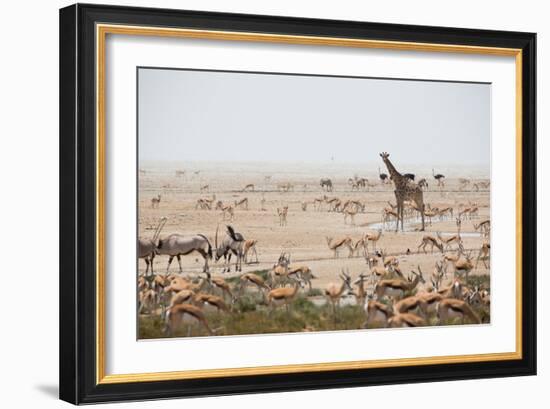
[382,158,403,182]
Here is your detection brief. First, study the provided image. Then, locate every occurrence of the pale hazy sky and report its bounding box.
[138,68,490,167]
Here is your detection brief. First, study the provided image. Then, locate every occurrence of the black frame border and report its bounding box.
[60,3,536,404]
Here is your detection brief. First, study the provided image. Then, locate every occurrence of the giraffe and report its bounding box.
[379,152,425,232]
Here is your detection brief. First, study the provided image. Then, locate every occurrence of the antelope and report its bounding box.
[267,277,303,313]
[451,251,474,281]
[379,249,399,268]
[382,208,399,228]
[417,234,444,254]
[215,201,234,221]
[200,184,209,193]
[234,197,249,210]
[138,288,158,314]
[437,219,462,251]
[168,289,195,309]
[164,303,215,336]
[269,253,292,288]
[195,198,211,210]
[476,241,490,269]
[205,272,234,301]
[239,273,271,295]
[242,183,255,192]
[326,236,353,258]
[277,206,288,226]
[350,273,368,307]
[175,169,185,177]
[424,208,439,225]
[243,239,258,263]
[437,298,481,324]
[151,194,161,209]
[326,197,341,212]
[164,275,210,295]
[388,312,427,327]
[374,267,425,301]
[474,219,491,237]
[364,300,393,328]
[194,293,230,313]
[365,229,383,252]
[458,178,471,190]
[288,265,316,292]
[156,233,213,273]
[438,206,454,220]
[437,278,468,300]
[277,182,293,192]
[325,270,352,314]
[313,195,327,211]
[214,225,245,273]
[352,236,368,258]
[301,201,309,211]
[394,295,424,316]
[370,264,389,281]
[417,291,444,317]
[343,206,358,225]
[431,260,446,288]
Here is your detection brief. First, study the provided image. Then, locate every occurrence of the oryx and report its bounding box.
[138,217,167,275]
[215,225,245,273]
[156,231,213,273]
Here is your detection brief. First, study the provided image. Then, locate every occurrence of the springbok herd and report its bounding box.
[138,155,490,337]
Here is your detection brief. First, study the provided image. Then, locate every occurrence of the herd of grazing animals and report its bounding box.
[138,153,490,337]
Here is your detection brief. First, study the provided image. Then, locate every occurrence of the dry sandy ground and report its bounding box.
[138,161,490,294]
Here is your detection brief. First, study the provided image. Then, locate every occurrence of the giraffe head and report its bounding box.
[380,152,390,160]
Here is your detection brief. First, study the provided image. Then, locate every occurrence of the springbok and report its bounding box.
[216,201,234,221]
[151,194,161,209]
[364,300,393,328]
[343,206,358,225]
[267,277,303,313]
[387,313,427,328]
[350,273,369,307]
[476,241,490,269]
[243,239,259,263]
[437,298,481,324]
[437,219,462,251]
[474,219,491,237]
[277,206,288,226]
[156,232,212,273]
[374,267,425,302]
[324,270,352,314]
[200,184,209,193]
[365,229,383,252]
[288,265,316,292]
[164,303,215,336]
[194,293,230,313]
[326,236,353,258]
[214,225,245,273]
[417,234,443,254]
[205,272,234,302]
[234,197,249,210]
[239,273,271,296]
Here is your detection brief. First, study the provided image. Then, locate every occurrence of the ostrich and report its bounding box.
[378,167,388,184]
[432,168,445,187]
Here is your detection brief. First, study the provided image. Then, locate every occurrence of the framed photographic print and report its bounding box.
[59,3,536,404]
